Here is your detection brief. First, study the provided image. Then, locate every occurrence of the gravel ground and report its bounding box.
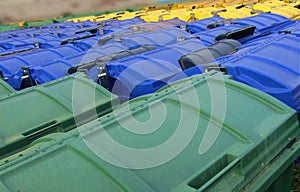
[292,164,300,192]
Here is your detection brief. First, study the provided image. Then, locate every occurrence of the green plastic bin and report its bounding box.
[0,73,118,159]
[0,79,15,98]
[0,24,21,32]
[0,71,299,192]
[23,19,55,28]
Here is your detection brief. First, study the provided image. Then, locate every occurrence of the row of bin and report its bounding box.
[64,0,299,22]
[66,4,300,23]
[0,12,299,123]
[0,18,144,53]
[0,71,299,191]
[0,13,294,91]
[0,1,299,191]
[0,0,298,32]
[0,8,144,32]
[168,23,300,122]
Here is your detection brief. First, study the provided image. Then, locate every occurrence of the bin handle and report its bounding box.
[206,19,235,29]
[60,34,96,45]
[75,26,102,34]
[97,30,150,46]
[0,42,40,57]
[66,45,157,75]
[22,121,62,143]
[215,25,256,41]
[187,155,240,191]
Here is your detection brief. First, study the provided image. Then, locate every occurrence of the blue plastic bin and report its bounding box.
[221,34,300,121]
[120,27,189,48]
[186,16,224,33]
[0,45,82,89]
[106,39,207,100]
[233,13,292,34]
[26,44,127,85]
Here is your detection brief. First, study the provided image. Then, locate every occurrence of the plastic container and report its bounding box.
[0,45,83,89]
[72,37,100,50]
[179,39,241,70]
[172,1,208,9]
[106,39,207,100]
[216,6,254,19]
[0,73,118,158]
[185,16,224,33]
[68,45,157,75]
[252,3,300,19]
[140,9,170,22]
[26,44,127,85]
[0,79,15,98]
[142,9,194,22]
[120,27,189,48]
[0,39,35,50]
[194,24,254,46]
[190,13,292,34]
[167,65,205,84]
[23,19,55,28]
[0,24,21,32]
[233,13,292,34]
[220,34,300,122]
[93,11,135,22]
[278,20,300,37]
[0,71,298,192]
[66,16,98,23]
[191,13,294,45]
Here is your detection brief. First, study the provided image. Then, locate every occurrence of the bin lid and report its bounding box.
[0,73,118,158]
[221,34,300,115]
[0,71,298,192]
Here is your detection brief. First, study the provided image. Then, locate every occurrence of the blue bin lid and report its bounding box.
[110,58,180,100]
[233,13,292,34]
[186,16,224,33]
[0,57,30,86]
[74,20,99,28]
[167,65,205,84]
[73,37,100,50]
[28,60,73,84]
[10,49,63,68]
[41,21,97,29]
[0,44,82,88]
[103,17,144,27]
[106,39,207,99]
[221,34,300,116]
[27,43,127,85]
[278,20,300,37]
[50,45,82,57]
[121,27,189,47]
[0,39,34,50]
[194,24,254,45]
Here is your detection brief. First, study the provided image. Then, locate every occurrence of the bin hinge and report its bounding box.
[0,70,8,81]
[20,66,35,89]
[96,61,110,90]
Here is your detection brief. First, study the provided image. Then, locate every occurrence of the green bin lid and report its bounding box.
[0,71,299,192]
[0,24,21,32]
[0,79,15,98]
[0,73,118,158]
